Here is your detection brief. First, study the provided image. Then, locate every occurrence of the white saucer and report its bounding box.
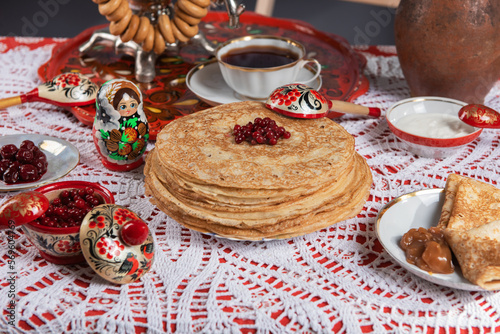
[186,60,323,107]
[376,188,486,291]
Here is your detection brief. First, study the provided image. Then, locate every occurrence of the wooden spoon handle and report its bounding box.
[328,100,381,117]
[0,96,23,109]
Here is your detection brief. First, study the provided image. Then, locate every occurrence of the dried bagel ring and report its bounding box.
[171,21,190,43]
[109,8,132,35]
[173,15,199,38]
[93,0,211,49]
[177,0,207,19]
[153,27,166,54]
[133,16,151,44]
[189,0,211,7]
[105,0,129,21]
[158,14,175,44]
[120,14,140,43]
[98,0,121,16]
[142,24,155,52]
[174,5,201,26]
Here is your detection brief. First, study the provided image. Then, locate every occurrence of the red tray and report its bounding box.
[39,11,370,140]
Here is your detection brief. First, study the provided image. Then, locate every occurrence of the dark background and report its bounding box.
[0,0,396,45]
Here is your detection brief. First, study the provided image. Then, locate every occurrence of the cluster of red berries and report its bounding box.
[0,141,48,184]
[233,117,291,145]
[55,73,81,88]
[33,187,104,228]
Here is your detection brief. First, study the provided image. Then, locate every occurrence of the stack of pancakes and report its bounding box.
[144,101,372,240]
[438,174,500,290]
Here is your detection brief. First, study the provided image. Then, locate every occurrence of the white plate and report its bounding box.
[376,188,486,291]
[186,60,323,106]
[0,134,80,192]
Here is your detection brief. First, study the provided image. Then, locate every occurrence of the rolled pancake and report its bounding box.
[440,174,500,290]
[445,220,500,290]
[447,177,500,231]
[437,173,461,229]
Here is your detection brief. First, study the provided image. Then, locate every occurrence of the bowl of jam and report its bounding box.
[386,97,482,159]
[21,181,115,264]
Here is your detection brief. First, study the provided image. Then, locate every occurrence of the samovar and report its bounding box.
[79,0,245,83]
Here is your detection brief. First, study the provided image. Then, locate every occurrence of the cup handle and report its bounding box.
[296,59,322,85]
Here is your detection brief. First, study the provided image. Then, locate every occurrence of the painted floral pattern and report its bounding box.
[41,72,97,102]
[267,83,328,118]
[81,204,154,284]
[21,226,81,257]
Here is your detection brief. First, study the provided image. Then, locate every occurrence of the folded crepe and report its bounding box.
[439,174,500,290]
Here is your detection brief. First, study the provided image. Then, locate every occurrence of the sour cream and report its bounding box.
[395,113,475,138]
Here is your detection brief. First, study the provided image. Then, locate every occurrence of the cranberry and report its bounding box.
[75,199,86,209]
[232,117,291,146]
[0,144,18,160]
[33,187,104,228]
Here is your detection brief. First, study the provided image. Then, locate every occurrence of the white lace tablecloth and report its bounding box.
[1,37,500,334]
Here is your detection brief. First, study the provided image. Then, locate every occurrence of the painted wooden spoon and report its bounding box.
[0,73,98,109]
[458,104,500,128]
[266,83,381,119]
[0,191,49,230]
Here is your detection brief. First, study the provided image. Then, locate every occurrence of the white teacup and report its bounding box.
[215,35,322,100]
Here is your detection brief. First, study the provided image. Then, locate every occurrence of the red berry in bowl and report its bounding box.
[32,187,105,228]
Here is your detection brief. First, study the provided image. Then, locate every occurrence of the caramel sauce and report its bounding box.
[400,226,454,274]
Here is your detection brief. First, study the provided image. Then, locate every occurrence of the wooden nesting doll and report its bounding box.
[92,79,149,171]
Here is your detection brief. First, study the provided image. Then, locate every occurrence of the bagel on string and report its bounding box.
[94,0,210,54]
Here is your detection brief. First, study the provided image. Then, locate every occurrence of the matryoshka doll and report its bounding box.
[93,79,149,171]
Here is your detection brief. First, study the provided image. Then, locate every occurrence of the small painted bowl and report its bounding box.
[386,97,482,159]
[21,181,115,265]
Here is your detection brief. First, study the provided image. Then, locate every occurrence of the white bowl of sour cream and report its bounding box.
[386,97,482,159]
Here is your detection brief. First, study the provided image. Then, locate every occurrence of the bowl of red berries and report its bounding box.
[20,180,115,264]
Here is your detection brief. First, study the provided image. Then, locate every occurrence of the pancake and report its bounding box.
[445,220,500,290]
[145,152,370,226]
[145,156,371,240]
[439,174,500,290]
[446,176,500,231]
[154,101,355,189]
[437,173,460,229]
[144,101,372,240]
